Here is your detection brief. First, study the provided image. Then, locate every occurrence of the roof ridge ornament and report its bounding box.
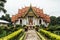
[30,3,32,8]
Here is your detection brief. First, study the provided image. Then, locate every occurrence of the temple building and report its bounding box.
[11,6,50,27]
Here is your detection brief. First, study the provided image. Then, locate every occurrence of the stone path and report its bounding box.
[24,29,40,40]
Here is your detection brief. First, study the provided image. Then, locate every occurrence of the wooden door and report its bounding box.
[29,19,33,25]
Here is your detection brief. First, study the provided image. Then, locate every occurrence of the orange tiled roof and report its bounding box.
[11,15,16,22]
[11,6,50,23]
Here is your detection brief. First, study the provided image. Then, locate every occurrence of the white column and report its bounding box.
[41,18,44,25]
[33,17,35,25]
[26,17,28,25]
[23,18,26,25]
[38,19,39,25]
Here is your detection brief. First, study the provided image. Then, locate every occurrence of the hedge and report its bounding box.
[19,32,25,40]
[0,38,2,40]
[39,29,60,40]
[0,29,23,40]
[37,32,46,40]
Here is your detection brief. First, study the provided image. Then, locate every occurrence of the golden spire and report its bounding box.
[30,3,32,8]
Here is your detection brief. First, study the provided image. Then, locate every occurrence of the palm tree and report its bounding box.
[0,0,7,13]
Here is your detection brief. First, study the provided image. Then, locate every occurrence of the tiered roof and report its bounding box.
[11,6,50,23]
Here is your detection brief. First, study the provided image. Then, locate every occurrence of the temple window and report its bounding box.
[20,19,22,24]
[39,19,41,24]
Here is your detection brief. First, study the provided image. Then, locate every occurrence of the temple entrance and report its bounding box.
[28,16,33,30]
[29,18,33,25]
[28,16,33,25]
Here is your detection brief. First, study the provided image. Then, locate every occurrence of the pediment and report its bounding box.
[22,6,38,17]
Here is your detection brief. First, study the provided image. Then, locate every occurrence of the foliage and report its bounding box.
[36,25,39,27]
[15,24,23,30]
[40,24,46,28]
[35,25,40,31]
[50,16,57,25]
[16,24,22,27]
[50,16,60,25]
[39,29,60,40]
[0,29,23,40]
[19,32,25,40]
[0,25,13,38]
[0,14,11,22]
[47,25,60,32]
[37,32,46,40]
[0,28,6,38]
[0,24,22,38]
[23,25,26,27]
[0,0,7,13]
[0,0,6,3]
[56,16,60,25]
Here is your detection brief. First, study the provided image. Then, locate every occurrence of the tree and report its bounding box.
[56,16,60,25]
[0,0,7,13]
[50,16,57,25]
[0,14,11,22]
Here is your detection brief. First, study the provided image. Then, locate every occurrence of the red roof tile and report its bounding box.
[11,15,16,22]
[11,6,50,23]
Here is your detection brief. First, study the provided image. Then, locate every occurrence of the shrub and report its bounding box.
[39,29,60,40]
[36,25,39,27]
[35,25,39,31]
[16,25,22,27]
[37,32,46,40]
[24,26,28,31]
[23,25,26,27]
[7,24,13,27]
[19,32,25,40]
[1,29,23,40]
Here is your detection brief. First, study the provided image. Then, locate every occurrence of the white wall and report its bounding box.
[33,18,37,25]
[16,19,20,25]
[44,23,49,27]
[22,18,26,25]
[41,18,44,25]
[33,18,40,25]
[15,17,49,27]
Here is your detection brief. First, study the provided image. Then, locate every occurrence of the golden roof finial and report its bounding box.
[30,3,32,7]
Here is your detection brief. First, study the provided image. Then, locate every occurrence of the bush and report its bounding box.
[37,32,46,40]
[16,25,22,27]
[23,25,26,27]
[19,32,25,40]
[0,29,7,38]
[1,29,23,40]
[36,25,39,27]
[24,26,28,31]
[35,27,39,31]
[0,25,21,38]
[39,29,60,40]
[7,24,13,27]
[48,25,60,31]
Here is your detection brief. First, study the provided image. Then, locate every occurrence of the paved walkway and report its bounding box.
[24,29,40,40]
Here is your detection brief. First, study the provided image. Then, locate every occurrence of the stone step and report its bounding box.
[24,29,41,40]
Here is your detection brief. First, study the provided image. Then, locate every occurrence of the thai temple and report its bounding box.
[11,5,50,27]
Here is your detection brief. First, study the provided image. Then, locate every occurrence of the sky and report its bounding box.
[0,0,60,17]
